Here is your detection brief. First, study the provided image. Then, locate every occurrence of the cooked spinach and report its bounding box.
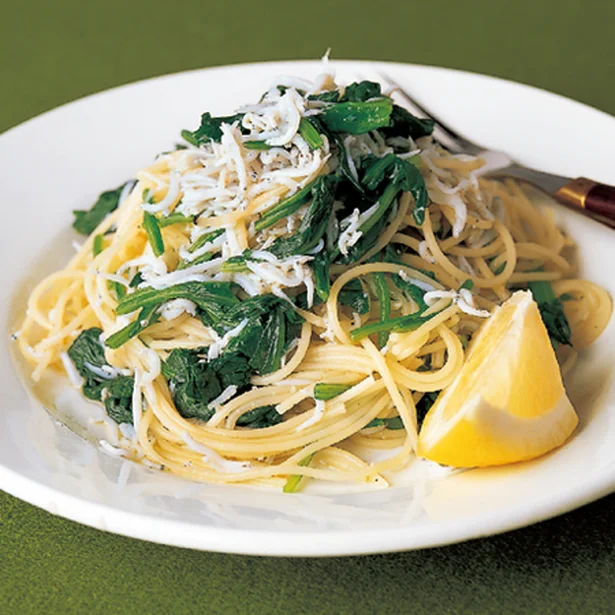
[162,298,300,421]
[338,279,370,314]
[380,105,434,141]
[311,251,331,303]
[67,328,134,424]
[162,348,223,421]
[415,390,440,428]
[116,281,238,319]
[182,112,244,146]
[268,175,337,258]
[308,90,340,103]
[283,453,315,493]
[361,153,429,225]
[72,183,130,236]
[320,98,393,135]
[373,272,391,347]
[143,212,164,257]
[243,141,272,150]
[158,213,194,228]
[104,303,161,349]
[393,274,427,311]
[349,310,429,342]
[528,280,572,348]
[298,117,323,150]
[254,180,317,232]
[366,416,405,430]
[236,405,283,429]
[93,234,104,257]
[341,80,382,103]
[313,383,352,401]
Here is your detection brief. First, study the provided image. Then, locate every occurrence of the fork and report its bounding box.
[378,71,615,226]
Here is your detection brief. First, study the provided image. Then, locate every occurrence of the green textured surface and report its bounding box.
[2,0,615,613]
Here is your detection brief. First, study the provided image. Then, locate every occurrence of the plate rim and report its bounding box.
[2,455,614,556]
[3,59,615,556]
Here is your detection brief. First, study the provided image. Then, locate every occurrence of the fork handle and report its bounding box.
[554,177,615,221]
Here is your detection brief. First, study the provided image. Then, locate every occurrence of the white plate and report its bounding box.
[2,60,615,557]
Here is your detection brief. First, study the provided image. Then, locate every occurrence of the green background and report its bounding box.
[2,1,615,613]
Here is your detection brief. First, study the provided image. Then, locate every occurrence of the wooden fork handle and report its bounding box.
[554,177,615,221]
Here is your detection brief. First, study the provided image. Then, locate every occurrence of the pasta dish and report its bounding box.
[14,67,612,492]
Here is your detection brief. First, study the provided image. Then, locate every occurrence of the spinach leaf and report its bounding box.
[254,179,316,232]
[129,272,143,288]
[162,335,286,423]
[373,272,391,347]
[113,281,126,300]
[208,351,254,390]
[236,405,283,429]
[332,134,364,193]
[528,281,572,348]
[67,328,106,381]
[341,80,382,103]
[116,281,238,322]
[103,377,135,424]
[366,416,405,429]
[415,390,439,428]
[392,274,427,311]
[67,328,134,424]
[334,153,428,264]
[298,117,323,150]
[320,98,393,135]
[72,183,129,236]
[187,229,225,254]
[177,251,214,271]
[104,303,161,349]
[162,349,222,421]
[248,307,287,375]
[308,91,340,103]
[361,153,429,225]
[269,175,337,258]
[182,112,244,146]
[338,279,370,314]
[380,105,435,140]
[311,251,331,303]
[219,296,303,376]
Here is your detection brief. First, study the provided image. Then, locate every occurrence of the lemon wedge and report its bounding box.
[417,290,578,467]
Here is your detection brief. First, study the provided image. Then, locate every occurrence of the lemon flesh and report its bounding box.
[417,291,578,467]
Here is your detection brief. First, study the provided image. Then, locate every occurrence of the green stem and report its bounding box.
[143,212,164,257]
[283,453,315,493]
[366,416,404,430]
[359,183,399,237]
[299,118,323,150]
[116,281,237,316]
[373,272,391,347]
[188,229,224,254]
[244,141,272,150]
[93,234,104,256]
[313,383,351,401]
[158,213,194,228]
[349,311,429,342]
[254,179,316,232]
[105,304,160,349]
